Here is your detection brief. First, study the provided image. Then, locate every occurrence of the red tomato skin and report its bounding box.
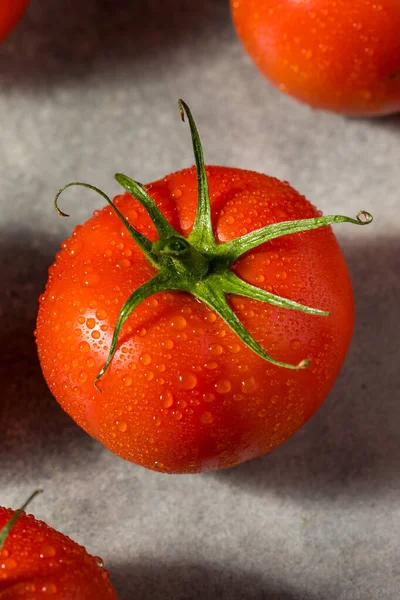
[36,166,354,474]
[231,0,400,115]
[0,1,29,43]
[0,508,117,599]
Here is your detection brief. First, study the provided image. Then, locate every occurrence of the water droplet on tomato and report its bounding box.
[116,421,127,432]
[40,546,56,558]
[205,362,218,370]
[41,582,57,595]
[91,330,100,339]
[209,344,223,356]
[161,390,174,408]
[78,371,88,383]
[242,376,258,394]
[82,273,100,287]
[258,408,267,418]
[215,379,231,394]
[1,557,17,569]
[174,410,183,421]
[163,339,174,350]
[123,376,133,387]
[200,411,214,424]
[178,372,197,390]
[203,392,215,403]
[86,318,96,329]
[94,556,104,568]
[206,312,217,323]
[172,188,182,198]
[170,316,187,330]
[140,353,152,366]
[290,339,301,350]
[79,341,90,353]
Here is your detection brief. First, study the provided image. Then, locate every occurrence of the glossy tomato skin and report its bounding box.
[0,1,29,43]
[36,166,354,474]
[0,508,117,599]
[231,0,400,115]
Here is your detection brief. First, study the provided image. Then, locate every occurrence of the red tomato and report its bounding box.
[0,1,29,43]
[36,101,372,473]
[36,166,357,474]
[0,504,117,599]
[231,0,400,115]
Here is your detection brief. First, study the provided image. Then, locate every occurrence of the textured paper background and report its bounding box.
[1,1,399,598]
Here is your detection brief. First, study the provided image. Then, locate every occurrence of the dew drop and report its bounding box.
[200,411,214,424]
[78,371,88,384]
[209,344,223,356]
[206,312,217,323]
[41,582,57,595]
[258,408,267,418]
[86,317,96,329]
[96,308,108,320]
[116,421,127,432]
[78,316,85,325]
[215,379,231,394]
[205,362,218,370]
[82,273,100,287]
[40,546,56,558]
[161,390,174,408]
[203,392,216,403]
[290,339,301,350]
[178,372,197,390]
[1,557,17,569]
[242,376,258,394]
[170,316,187,330]
[91,330,101,339]
[94,556,104,568]
[74,328,82,336]
[123,376,133,387]
[163,339,174,350]
[79,341,90,353]
[174,410,183,421]
[140,353,152,366]
[172,188,182,198]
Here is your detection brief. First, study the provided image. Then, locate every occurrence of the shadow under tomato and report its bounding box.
[109,559,317,600]
[0,233,100,472]
[214,237,400,500]
[0,0,231,89]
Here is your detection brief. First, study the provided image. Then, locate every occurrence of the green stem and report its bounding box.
[194,281,309,370]
[179,99,216,251]
[95,274,170,390]
[115,173,179,240]
[54,100,373,387]
[216,211,373,263]
[0,490,42,551]
[220,271,330,316]
[54,182,160,269]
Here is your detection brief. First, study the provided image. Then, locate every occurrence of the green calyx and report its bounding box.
[54,99,373,391]
[0,490,42,551]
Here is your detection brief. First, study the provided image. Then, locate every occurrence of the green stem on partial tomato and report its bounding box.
[54,99,373,391]
[0,490,42,551]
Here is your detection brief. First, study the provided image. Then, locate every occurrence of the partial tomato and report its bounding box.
[0,1,29,43]
[36,101,371,474]
[231,0,400,115]
[0,498,117,599]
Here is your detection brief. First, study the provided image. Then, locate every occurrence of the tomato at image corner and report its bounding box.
[36,166,354,474]
[231,0,400,116]
[0,1,29,43]
[0,507,117,599]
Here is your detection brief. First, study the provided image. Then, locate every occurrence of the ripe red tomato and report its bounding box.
[36,101,371,474]
[231,0,400,115]
[0,1,29,43]
[0,501,117,599]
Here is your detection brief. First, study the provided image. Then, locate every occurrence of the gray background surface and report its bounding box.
[1,1,399,599]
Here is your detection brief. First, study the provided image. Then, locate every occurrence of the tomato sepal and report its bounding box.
[0,490,42,551]
[53,100,373,389]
